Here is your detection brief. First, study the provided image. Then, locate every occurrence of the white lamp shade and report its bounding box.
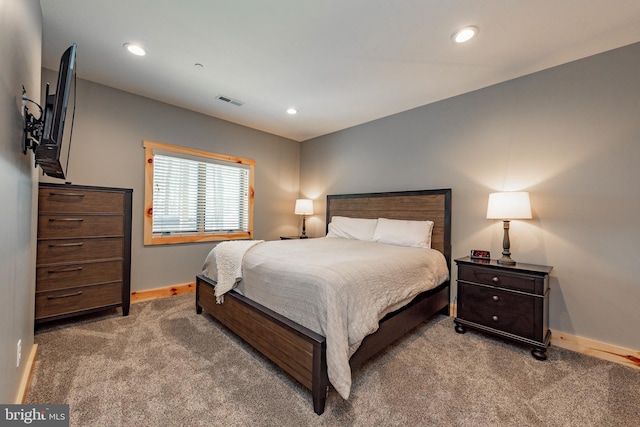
[294,199,314,215]
[486,192,532,220]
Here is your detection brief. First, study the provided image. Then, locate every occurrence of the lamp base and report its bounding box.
[497,256,516,265]
[299,215,308,239]
[498,220,517,265]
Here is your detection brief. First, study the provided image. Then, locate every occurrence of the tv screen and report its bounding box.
[35,43,77,179]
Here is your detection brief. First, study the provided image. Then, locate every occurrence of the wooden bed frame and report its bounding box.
[196,188,452,414]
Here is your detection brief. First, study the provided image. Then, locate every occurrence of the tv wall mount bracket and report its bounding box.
[22,85,44,156]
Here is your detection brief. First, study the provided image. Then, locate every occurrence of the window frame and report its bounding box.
[143,140,255,245]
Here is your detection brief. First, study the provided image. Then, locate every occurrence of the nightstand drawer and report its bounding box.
[458,283,537,339]
[459,265,538,294]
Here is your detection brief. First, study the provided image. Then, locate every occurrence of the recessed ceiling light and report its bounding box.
[452,26,479,43]
[123,43,146,56]
[287,108,298,115]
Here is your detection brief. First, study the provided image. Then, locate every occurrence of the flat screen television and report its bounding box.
[29,43,77,179]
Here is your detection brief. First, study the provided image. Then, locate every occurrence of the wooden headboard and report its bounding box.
[326,189,452,270]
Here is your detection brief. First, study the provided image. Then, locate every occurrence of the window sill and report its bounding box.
[144,231,253,245]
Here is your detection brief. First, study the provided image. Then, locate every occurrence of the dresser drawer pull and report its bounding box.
[48,191,85,197]
[492,276,500,283]
[48,218,84,222]
[47,291,83,300]
[492,295,499,301]
[48,267,84,274]
[48,242,84,248]
[492,315,499,321]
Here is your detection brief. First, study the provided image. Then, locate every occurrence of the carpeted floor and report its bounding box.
[27,293,640,426]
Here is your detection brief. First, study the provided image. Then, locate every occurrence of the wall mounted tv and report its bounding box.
[23,43,77,179]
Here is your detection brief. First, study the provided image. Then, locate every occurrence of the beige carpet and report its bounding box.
[27,293,640,426]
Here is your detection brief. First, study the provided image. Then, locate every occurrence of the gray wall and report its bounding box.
[300,43,640,350]
[0,0,41,403]
[40,72,301,292]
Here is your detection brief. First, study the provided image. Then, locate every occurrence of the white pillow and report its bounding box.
[326,216,378,241]
[372,218,434,248]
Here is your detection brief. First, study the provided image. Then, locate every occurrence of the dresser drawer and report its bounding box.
[458,283,538,340]
[35,282,122,320]
[36,260,123,292]
[39,188,124,213]
[37,237,123,264]
[459,265,539,294]
[38,215,123,238]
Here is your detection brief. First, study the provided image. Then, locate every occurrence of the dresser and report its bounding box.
[36,183,132,324]
[454,256,552,360]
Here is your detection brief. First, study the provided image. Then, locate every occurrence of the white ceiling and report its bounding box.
[40,0,640,142]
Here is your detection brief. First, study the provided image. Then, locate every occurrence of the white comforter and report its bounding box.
[201,237,449,399]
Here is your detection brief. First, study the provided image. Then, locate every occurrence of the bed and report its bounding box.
[196,188,452,414]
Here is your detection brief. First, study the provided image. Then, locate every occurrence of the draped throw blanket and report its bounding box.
[208,240,264,303]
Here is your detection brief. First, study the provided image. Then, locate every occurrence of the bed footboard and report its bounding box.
[196,274,449,415]
[196,274,329,414]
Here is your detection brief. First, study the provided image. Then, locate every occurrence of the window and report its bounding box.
[143,140,255,245]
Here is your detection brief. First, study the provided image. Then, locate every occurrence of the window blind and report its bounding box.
[152,154,249,234]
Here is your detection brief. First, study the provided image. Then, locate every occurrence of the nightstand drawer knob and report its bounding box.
[492,315,499,321]
[492,276,500,283]
[492,295,499,301]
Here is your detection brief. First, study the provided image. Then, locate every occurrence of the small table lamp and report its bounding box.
[295,199,314,238]
[486,191,532,265]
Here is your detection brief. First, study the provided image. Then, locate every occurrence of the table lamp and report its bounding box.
[295,199,314,238]
[486,191,532,265]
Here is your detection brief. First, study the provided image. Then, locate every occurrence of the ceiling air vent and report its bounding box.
[216,95,244,107]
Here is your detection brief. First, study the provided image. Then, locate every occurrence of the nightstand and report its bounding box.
[454,256,553,360]
[280,235,311,240]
